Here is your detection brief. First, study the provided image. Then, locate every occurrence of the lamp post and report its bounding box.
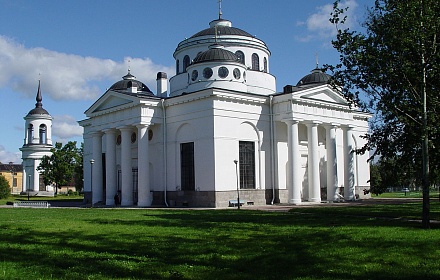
[234,160,240,210]
[27,174,31,201]
[90,159,95,206]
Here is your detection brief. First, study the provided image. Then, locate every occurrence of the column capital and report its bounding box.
[341,124,355,130]
[90,131,103,137]
[103,128,117,134]
[136,123,151,129]
[283,119,302,125]
[117,126,133,132]
[323,123,340,129]
[304,120,321,127]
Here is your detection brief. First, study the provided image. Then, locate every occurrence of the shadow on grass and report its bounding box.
[1,202,439,279]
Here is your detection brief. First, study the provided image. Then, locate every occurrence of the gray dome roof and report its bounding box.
[193,45,238,64]
[27,107,49,116]
[109,70,153,94]
[297,67,331,86]
[27,81,50,116]
[190,22,253,39]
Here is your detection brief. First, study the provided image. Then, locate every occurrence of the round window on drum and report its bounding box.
[233,68,241,79]
[218,66,229,78]
[191,70,198,81]
[203,67,213,79]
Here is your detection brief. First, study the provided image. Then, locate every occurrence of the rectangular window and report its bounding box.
[239,141,255,189]
[180,142,195,191]
[13,178,17,187]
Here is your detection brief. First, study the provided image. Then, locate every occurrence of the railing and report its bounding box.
[13,201,51,208]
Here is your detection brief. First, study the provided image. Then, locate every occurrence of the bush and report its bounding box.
[0,175,11,199]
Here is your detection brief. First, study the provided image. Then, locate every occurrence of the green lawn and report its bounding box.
[0,201,439,279]
[372,190,440,199]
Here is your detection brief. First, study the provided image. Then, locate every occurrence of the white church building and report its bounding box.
[79,15,371,207]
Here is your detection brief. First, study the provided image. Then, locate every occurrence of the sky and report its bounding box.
[0,0,372,164]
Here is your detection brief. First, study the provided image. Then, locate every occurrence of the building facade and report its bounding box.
[0,163,23,194]
[79,16,371,207]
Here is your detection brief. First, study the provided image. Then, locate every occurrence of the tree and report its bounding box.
[328,0,440,228]
[74,143,84,192]
[0,174,10,199]
[37,141,83,195]
[369,157,414,195]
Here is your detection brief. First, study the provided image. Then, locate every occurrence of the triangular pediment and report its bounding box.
[84,90,137,116]
[294,85,348,105]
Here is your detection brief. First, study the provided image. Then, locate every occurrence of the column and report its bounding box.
[33,159,39,191]
[22,167,27,193]
[120,127,133,206]
[104,129,117,205]
[92,132,103,204]
[325,124,338,201]
[285,120,302,204]
[137,124,151,207]
[343,125,355,200]
[307,121,321,202]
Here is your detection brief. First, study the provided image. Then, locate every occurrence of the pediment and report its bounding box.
[295,85,348,105]
[84,90,137,116]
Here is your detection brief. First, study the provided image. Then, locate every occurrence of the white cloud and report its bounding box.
[0,145,21,164]
[52,115,83,144]
[0,36,174,101]
[296,0,359,42]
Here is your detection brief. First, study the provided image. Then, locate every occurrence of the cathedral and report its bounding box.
[79,13,371,207]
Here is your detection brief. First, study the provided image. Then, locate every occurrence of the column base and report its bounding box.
[289,199,302,205]
[106,198,115,206]
[121,199,133,206]
[309,197,321,203]
[137,200,152,207]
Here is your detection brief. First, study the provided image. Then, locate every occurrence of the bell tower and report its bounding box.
[19,81,53,194]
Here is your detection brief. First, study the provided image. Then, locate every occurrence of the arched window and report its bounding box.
[263,57,268,72]
[252,53,259,71]
[176,59,180,74]
[183,55,190,72]
[28,124,33,144]
[235,51,245,64]
[39,124,47,144]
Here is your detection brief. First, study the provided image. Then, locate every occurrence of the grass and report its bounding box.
[0,201,439,279]
[372,190,440,199]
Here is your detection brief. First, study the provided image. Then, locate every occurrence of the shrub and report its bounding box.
[0,175,11,199]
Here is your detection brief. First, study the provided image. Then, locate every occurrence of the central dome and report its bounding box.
[193,44,239,64]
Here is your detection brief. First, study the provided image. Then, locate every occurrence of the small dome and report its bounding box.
[193,45,239,64]
[27,107,50,116]
[297,67,331,86]
[109,70,153,94]
[27,81,50,116]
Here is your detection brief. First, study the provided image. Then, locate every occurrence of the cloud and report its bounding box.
[0,36,174,101]
[0,145,21,164]
[52,115,83,144]
[296,0,359,42]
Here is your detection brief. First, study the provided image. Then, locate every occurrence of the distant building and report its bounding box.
[19,81,54,195]
[0,162,23,194]
[79,13,371,207]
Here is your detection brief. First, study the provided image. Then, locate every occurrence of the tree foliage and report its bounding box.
[37,141,83,194]
[369,157,416,195]
[328,0,439,228]
[0,174,10,199]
